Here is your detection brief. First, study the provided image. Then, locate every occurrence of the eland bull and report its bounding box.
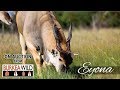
[1,11,73,75]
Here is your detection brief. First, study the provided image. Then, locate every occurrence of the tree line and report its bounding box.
[55,11,120,29]
[1,11,120,33]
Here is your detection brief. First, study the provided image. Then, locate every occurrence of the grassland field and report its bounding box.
[0,28,120,79]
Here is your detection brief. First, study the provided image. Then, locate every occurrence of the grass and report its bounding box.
[0,28,120,79]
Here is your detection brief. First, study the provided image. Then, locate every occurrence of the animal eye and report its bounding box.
[59,58,63,62]
[59,59,62,61]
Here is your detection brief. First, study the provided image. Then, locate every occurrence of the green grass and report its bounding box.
[0,28,120,79]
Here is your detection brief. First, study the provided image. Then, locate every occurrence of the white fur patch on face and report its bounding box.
[46,49,62,72]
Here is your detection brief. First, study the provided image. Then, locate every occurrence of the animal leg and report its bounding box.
[19,33,27,64]
[28,47,43,76]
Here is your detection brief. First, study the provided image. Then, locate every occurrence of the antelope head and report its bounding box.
[0,11,12,25]
[45,23,73,73]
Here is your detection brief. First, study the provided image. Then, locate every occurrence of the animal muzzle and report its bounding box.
[60,64,70,72]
